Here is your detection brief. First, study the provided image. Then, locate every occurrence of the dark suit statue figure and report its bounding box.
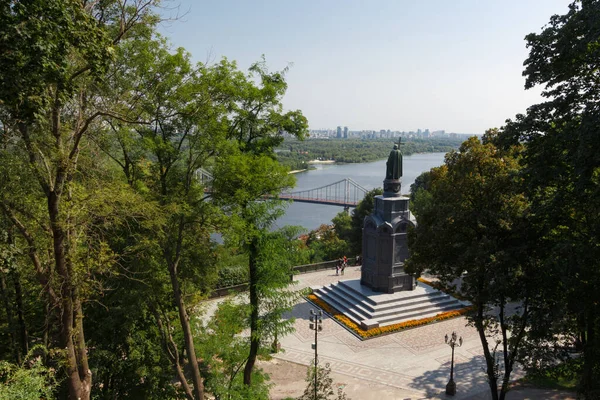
[386,144,403,180]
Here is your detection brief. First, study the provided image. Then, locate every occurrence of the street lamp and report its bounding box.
[444,331,463,396]
[309,309,323,400]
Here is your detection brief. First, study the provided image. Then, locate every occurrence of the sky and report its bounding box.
[158,1,572,134]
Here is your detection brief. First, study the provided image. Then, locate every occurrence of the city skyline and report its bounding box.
[306,126,471,139]
[159,0,572,134]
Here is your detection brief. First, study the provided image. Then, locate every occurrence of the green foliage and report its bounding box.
[217,265,250,288]
[493,2,600,396]
[0,347,57,400]
[0,0,112,121]
[304,188,382,261]
[196,299,271,400]
[298,362,351,400]
[407,136,534,399]
[205,56,308,387]
[305,224,351,263]
[86,279,180,399]
[349,188,382,252]
[522,358,580,391]
[331,213,352,244]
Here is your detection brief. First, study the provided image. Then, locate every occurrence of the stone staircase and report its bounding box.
[311,279,468,330]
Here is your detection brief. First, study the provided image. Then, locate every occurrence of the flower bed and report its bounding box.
[306,280,473,339]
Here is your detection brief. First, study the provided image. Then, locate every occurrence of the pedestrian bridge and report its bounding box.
[196,168,369,208]
[279,178,368,208]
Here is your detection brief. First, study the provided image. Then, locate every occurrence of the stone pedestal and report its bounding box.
[360,188,416,293]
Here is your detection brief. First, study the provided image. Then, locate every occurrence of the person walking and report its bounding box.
[341,256,347,276]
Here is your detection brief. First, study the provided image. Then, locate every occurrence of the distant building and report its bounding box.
[336,126,342,138]
[343,126,348,138]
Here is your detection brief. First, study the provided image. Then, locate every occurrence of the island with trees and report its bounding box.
[276,137,464,171]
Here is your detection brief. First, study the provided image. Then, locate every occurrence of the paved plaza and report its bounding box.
[270,266,574,400]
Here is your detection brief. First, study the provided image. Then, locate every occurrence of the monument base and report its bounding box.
[361,271,415,294]
[311,279,468,332]
[361,195,416,293]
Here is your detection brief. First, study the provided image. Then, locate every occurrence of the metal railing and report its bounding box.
[208,257,360,299]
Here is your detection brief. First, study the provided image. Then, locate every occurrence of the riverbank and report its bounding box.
[277,152,447,231]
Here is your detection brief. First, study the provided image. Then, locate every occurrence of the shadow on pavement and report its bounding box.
[409,354,490,399]
[284,299,319,323]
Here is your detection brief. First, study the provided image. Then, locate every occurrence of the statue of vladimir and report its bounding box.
[385,144,403,180]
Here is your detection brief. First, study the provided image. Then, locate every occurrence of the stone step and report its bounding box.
[323,284,377,313]
[368,293,451,313]
[370,298,460,320]
[319,286,374,319]
[337,280,377,305]
[376,303,465,326]
[324,285,460,319]
[374,298,461,319]
[338,279,444,305]
[329,280,452,314]
[315,285,463,327]
[314,291,367,325]
[310,279,469,332]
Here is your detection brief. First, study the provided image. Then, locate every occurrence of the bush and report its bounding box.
[217,265,249,288]
[0,354,56,400]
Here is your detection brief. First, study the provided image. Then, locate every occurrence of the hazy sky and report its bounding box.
[159,1,572,134]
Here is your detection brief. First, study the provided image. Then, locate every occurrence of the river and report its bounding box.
[273,152,447,232]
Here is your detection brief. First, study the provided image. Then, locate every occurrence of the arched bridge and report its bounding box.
[279,178,368,208]
[197,168,369,208]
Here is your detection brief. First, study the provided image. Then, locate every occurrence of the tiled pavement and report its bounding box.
[277,267,514,399]
[204,266,575,399]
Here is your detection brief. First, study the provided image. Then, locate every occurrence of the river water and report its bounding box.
[273,152,447,232]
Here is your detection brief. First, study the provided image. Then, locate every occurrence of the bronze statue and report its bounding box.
[385,143,403,180]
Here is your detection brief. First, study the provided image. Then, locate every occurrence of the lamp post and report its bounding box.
[309,309,323,400]
[444,331,463,396]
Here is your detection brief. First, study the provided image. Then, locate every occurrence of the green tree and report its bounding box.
[0,2,161,398]
[348,188,382,255]
[494,1,600,395]
[407,136,535,400]
[197,299,270,400]
[101,36,248,399]
[0,350,56,400]
[0,224,29,365]
[297,362,351,400]
[310,188,383,261]
[305,224,350,263]
[211,59,308,386]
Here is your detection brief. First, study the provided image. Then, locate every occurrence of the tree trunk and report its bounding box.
[0,272,20,364]
[474,305,499,400]
[243,237,260,386]
[12,270,29,357]
[582,309,600,397]
[151,303,195,400]
[49,190,92,400]
[168,262,204,400]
